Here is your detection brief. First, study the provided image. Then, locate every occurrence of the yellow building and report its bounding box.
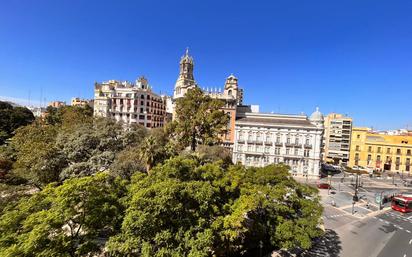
[349,127,412,173]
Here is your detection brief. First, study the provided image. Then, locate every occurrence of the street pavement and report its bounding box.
[294,171,412,257]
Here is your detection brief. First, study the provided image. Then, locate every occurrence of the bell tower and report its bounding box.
[224,74,242,104]
[174,48,197,99]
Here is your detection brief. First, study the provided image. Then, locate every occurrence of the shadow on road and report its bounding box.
[301,229,342,257]
[379,223,396,233]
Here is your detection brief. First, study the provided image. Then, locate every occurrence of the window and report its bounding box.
[295,138,299,145]
[257,133,262,142]
[294,148,299,156]
[264,146,270,153]
[287,137,291,144]
[377,155,381,162]
[377,147,381,153]
[276,136,281,143]
[397,149,401,155]
[367,154,372,163]
[368,146,372,152]
[275,148,280,155]
[408,149,412,156]
[247,145,252,152]
[357,134,360,139]
[356,145,360,151]
[286,148,290,155]
[387,148,391,154]
[304,149,310,157]
[355,153,359,165]
[305,138,310,145]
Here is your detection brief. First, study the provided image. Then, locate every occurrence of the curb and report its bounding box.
[365,207,391,218]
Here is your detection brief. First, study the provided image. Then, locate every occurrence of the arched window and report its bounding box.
[228,90,232,96]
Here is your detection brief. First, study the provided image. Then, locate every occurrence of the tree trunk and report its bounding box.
[191,131,197,152]
[146,163,152,175]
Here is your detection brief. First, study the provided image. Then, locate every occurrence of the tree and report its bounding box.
[139,135,160,173]
[107,156,323,256]
[0,101,35,145]
[11,122,65,189]
[0,173,126,257]
[174,87,229,151]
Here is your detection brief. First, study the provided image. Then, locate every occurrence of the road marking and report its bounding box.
[409,239,412,245]
[385,221,390,224]
[404,254,406,257]
[407,230,411,233]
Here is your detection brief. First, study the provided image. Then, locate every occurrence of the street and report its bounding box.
[295,171,412,257]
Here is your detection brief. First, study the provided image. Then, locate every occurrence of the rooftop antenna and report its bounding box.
[28,90,31,107]
[40,88,43,108]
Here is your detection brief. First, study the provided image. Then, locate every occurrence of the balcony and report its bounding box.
[304,144,312,149]
[285,142,294,147]
[274,142,283,146]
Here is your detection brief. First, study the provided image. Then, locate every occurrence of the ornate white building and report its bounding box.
[232,108,324,177]
[93,76,166,128]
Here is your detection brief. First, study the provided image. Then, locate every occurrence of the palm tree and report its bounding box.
[139,136,158,174]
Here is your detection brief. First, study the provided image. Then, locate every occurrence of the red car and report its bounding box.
[317,183,331,189]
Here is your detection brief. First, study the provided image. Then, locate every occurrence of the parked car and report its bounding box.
[317,183,331,189]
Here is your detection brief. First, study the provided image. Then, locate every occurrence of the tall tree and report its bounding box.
[11,122,65,189]
[139,135,160,173]
[174,87,229,151]
[0,101,35,145]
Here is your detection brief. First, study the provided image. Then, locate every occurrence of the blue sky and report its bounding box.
[0,0,411,130]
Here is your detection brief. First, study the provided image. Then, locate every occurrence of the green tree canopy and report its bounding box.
[0,173,126,257]
[107,156,323,256]
[174,87,229,151]
[0,101,35,145]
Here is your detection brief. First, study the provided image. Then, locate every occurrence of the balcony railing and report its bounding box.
[274,142,283,146]
[304,144,312,149]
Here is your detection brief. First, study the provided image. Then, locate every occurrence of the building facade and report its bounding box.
[349,127,412,173]
[232,109,324,177]
[172,49,244,147]
[71,98,93,108]
[322,113,352,165]
[93,76,166,128]
[48,101,66,108]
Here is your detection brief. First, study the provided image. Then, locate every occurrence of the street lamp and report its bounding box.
[353,173,359,202]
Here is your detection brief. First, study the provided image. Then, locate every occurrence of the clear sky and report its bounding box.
[0,0,411,130]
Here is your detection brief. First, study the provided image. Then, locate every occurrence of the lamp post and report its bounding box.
[353,173,359,202]
[379,191,384,210]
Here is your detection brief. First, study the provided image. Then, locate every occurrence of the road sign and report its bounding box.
[375,193,382,204]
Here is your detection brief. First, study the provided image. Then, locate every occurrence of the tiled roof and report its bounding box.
[236,116,316,128]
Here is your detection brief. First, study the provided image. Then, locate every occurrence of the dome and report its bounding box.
[310,107,323,121]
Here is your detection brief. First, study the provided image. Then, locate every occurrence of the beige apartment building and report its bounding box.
[323,113,353,165]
